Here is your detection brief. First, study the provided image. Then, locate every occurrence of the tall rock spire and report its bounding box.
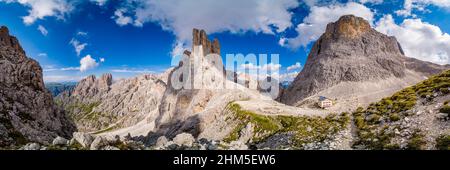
[191,28,220,56]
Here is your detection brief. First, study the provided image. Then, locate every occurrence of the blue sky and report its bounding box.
[0,0,449,82]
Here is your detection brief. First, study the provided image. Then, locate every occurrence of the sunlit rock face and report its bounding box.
[0,26,76,147]
[278,15,449,107]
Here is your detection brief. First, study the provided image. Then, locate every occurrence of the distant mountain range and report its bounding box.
[45,82,77,96]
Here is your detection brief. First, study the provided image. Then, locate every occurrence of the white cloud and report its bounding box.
[301,0,320,7]
[240,63,260,70]
[261,63,282,71]
[79,54,99,72]
[37,53,47,57]
[113,0,299,56]
[396,0,450,17]
[43,68,58,72]
[61,67,80,71]
[280,2,374,49]
[170,41,186,57]
[0,0,74,25]
[240,63,282,71]
[37,25,48,36]
[113,8,133,26]
[278,37,287,46]
[69,38,87,56]
[77,31,88,36]
[239,70,297,82]
[100,58,105,62]
[279,71,299,81]
[358,0,384,4]
[375,14,450,64]
[44,66,79,72]
[90,0,108,6]
[44,75,83,82]
[111,69,154,73]
[301,0,384,7]
[287,62,302,71]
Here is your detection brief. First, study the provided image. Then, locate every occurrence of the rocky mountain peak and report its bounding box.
[0,25,9,35]
[72,73,113,98]
[0,25,24,55]
[324,15,371,39]
[191,28,220,55]
[100,73,113,87]
[278,15,449,107]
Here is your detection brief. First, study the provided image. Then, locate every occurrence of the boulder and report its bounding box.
[21,143,40,150]
[228,141,248,150]
[436,113,448,120]
[102,146,120,150]
[90,136,108,150]
[73,132,94,148]
[68,138,77,146]
[155,136,168,148]
[52,136,68,146]
[172,133,195,147]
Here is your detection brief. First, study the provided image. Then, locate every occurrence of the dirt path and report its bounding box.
[235,100,329,117]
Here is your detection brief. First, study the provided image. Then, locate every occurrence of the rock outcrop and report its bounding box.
[0,26,75,147]
[71,73,112,98]
[278,15,450,109]
[192,28,220,55]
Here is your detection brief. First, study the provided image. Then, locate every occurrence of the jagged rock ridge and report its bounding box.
[56,71,170,133]
[192,28,220,55]
[0,26,75,147]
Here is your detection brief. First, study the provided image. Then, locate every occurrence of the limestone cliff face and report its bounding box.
[0,26,75,147]
[278,15,449,107]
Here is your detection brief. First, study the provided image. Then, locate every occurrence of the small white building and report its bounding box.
[318,96,333,109]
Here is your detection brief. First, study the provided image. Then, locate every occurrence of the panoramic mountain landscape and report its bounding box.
[0,0,450,151]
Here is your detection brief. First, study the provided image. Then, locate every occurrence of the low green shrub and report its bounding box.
[407,132,426,150]
[435,135,450,150]
[389,113,401,122]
